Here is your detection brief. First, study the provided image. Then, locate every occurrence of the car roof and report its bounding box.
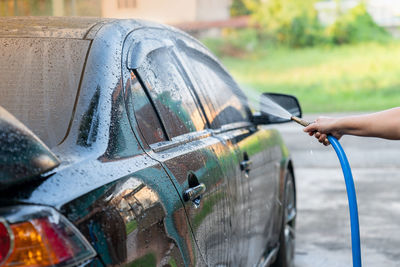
[0,17,112,39]
[0,16,218,68]
[0,17,207,48]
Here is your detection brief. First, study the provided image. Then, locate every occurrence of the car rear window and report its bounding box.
[0,38,90,148]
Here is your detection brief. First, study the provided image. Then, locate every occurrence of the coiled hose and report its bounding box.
[327,135,362,267]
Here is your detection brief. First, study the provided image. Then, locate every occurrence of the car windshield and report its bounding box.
[0,37,90,148]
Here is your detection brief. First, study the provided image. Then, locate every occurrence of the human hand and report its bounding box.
[303,117,343,146]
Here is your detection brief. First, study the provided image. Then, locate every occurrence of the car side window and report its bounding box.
[136,47,207,139]
[129,71,166,145]
[180,48,250,129]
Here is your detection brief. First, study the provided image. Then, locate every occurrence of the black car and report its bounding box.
[0,17,301,267]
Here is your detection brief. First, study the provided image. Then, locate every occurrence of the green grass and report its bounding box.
[127,253,156,267]
[214,42,400,113]
[125,220,137,235]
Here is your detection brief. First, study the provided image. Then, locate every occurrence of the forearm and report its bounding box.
[337,108,400,139]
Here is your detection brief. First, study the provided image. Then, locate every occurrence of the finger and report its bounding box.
[318,134,327,143]
[320,133,330,146]
[318,134,326,144]
[323,139,330,146]
[315,132,321,139]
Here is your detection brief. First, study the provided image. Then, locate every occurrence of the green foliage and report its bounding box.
[201,38,226,57]
[202,28,259,57]
[0,0,52,16]
[128,253,156,267]
[217,41,400,112]
[326,4,390,44]
[244,0,324,47]
[238,0,390,48]
[284,12,325,47]
[224,28,259,51]
[202,2,398,113]
[230,0,251,17]
[125,220,137,235]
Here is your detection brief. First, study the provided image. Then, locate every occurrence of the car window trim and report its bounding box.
[212,121,253,134]
[174,46,220,127]
[130,69,169,141]
[149,129,212,153]
[127,40,173,69]
[172,49,212,129]
[167,47,210,131]
[149,121,253,153]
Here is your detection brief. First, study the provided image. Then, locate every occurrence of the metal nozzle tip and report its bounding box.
[291,116,311,127]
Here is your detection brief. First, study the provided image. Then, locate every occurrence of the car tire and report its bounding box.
[272,171,296,267]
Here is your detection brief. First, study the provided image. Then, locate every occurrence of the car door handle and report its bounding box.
[183,183,206,202]
[240,160,252,172]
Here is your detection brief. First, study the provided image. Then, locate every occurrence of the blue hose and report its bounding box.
[327,135,362,267]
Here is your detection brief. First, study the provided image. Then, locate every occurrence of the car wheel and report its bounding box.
[273,172,296,267]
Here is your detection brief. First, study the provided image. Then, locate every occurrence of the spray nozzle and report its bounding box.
[291,116,311,127]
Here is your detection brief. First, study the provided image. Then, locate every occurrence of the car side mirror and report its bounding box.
[252,93,302,125]
[0,106,60,188]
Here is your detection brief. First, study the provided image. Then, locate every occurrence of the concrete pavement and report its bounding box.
[272,114,400,267]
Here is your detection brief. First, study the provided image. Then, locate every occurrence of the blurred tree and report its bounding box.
[66,0,101,17]
[326,3,389,44]
[0,0,52,16]
[0,0,100,16]
[230,0,251,17]
[32,0,52,15]
[244,0,323,47]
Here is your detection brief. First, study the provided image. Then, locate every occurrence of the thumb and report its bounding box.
[303,122,318,133]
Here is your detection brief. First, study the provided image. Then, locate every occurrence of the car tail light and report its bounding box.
[0,206,96,267]
[0,221,11,264]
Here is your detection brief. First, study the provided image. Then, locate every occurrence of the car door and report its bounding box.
[124,30,237,266]
[174,43,251,265]
[176,42,282,266]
